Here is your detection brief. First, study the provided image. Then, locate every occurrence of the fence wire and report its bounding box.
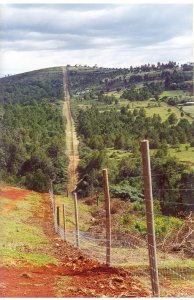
[49,188,194,297]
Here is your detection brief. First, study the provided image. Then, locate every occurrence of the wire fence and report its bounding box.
[48,140,194,297]
[49,188,194,297]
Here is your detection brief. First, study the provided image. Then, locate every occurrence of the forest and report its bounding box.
[0,68,68,192]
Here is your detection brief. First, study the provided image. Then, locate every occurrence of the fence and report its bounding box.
[48,140,194,297]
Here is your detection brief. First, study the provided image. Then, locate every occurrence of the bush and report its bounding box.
[110,184,144,202]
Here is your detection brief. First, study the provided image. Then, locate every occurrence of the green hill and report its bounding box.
[0,67,68,192]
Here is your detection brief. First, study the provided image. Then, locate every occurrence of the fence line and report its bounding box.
[49,189,194,296]
[48,139,194,297]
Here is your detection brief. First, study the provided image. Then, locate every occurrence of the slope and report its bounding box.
[0,185,149,297]
[0,67,68,193]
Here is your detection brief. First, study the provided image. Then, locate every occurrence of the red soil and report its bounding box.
[0,189,149,298]
[0,188,30,201]
[0,263,148,298]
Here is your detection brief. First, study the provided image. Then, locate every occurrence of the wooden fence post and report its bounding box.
[50,181,53,196]
[102,168,111,266]
[57,206,60,227]
[141,140,160,297]
[73,192,80,248]
[95,191,99,206]
[63,204,66,241]
[53,196,56,213]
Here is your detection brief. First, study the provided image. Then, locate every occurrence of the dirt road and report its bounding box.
[63,67,79,193]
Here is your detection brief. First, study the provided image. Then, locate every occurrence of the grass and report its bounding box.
[76,95,192,123]
[160,90,189,97]
[0,247,58,267]
[182,105,194,118]
[105,90,123,99]
[150,144,194,168]
[168,145,194,167]
[144,102,192,122]
[0,187,59,267]
[55,195,93,232]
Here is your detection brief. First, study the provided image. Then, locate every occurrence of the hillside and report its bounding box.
[66,63,194,215]
[0,63,194,297]
[0,185,149,297]
[0,67,64,105]
[0,67,68,193]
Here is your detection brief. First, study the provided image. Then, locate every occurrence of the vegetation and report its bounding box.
[67,62,194,218]
[0,68,67,192]
[0,101,68,192]
[76,106,193,151]
[0,189,59,266]
[0,67,64,105]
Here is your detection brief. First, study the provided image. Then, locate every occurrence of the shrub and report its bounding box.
[110,184,144,202]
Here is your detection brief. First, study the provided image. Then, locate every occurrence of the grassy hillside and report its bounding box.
[0,186,58,267]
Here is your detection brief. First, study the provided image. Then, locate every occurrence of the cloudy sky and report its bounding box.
[0,3,193,76]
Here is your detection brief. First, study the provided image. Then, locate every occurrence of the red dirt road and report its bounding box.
[0,189,149,298]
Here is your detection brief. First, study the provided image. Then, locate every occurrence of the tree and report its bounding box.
[168,113,178,125]
[114,135,125,149]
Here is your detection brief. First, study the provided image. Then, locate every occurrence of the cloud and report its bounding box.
[0,3,193,75]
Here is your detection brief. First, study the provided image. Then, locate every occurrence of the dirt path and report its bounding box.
[63,67,79,193]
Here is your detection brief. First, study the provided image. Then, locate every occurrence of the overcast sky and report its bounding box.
[0,3,193,76]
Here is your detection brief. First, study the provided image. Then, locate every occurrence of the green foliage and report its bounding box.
[71,63,194,217]
[0,67,64,105]
[122,210,184,237]
[152,156,194,215]
[168,113,178,124]
[77,106,193,152]
[110,184,144,202]
[0,100,68,192]
[77,147,108,196]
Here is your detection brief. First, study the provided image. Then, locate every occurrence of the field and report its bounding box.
[160,90,190,97]
[169,145,194,168]
[77,93,192,122]
[182,105,194,118]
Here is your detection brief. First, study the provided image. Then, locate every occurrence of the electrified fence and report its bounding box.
[48,140,194,297]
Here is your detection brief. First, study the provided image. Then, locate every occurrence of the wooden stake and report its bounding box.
[73,192,80,248]
[53,196,56,213]
[63,204,66,241]
[57,206,60,227]
[141,140,160,297]
[102,168,111,266]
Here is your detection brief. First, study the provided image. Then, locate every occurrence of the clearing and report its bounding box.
[63,67,79,192]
